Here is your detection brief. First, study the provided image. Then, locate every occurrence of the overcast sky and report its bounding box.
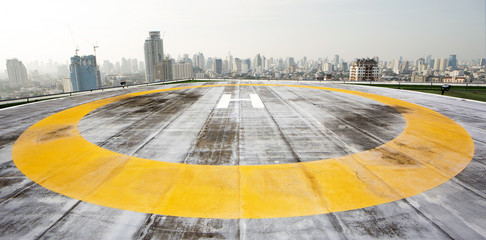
[1,0,484,70]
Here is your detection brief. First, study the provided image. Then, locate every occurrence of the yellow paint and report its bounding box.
[12,84,474,219]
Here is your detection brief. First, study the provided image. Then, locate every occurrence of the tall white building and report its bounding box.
[392,59,401,74]
[144,31,164,82]
[6,58,29,85]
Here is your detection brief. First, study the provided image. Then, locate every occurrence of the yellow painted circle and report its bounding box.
[12,84,474,219]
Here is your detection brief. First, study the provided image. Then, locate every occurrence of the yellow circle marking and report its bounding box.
[12,84,474,219]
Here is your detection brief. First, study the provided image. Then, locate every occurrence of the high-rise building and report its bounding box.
[206,57,214,70]
[400,61,410,74]
[434,58,448,71]
[6,58,29,85]
[439,58,448,71]
[193,53,205,71]
[227,53,233,72]
[333,54,340,66]
[214,59,223,74]
[154,60,172,82]
[121,57,135,73]
[448,55,457,69]
[102,60,114,74]
[392,59,401,74]
[69,55,101,92]
[233,58,242,73]
[253,54,262,70]
[144,31,164,82]
[349,58,380,81]
[155,61,193,81]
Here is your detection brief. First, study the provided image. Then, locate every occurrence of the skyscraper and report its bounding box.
[253,54,262,70]
[6,58,28,85]
[449,55,457,69]
[69,55,101,92]
[144,31,164,83]
[193,53,205,71]
[214,59,223,74]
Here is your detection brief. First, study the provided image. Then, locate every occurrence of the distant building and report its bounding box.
[253,54,262,70]
[349,58,380,81]
[154,60,172,82]
[233,58,242,73]
[69,55,101,92]
[154,61,193,81]
[214,59,222,74]
[193,53,205,71]
[449,55,457,69]
[144,31,164,82]
[62,78,73,92]
[6,58,28,85]
[172,62,193,80]
[392,59,401,74]
[434,58,448,71]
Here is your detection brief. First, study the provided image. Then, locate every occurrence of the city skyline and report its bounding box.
[1,0,485,73]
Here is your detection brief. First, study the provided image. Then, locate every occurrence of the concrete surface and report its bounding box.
[0,81,485,239]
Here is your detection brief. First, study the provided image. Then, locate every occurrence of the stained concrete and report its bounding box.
[1,80,485,239]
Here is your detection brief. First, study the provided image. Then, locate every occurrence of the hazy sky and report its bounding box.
[1,0,484,70]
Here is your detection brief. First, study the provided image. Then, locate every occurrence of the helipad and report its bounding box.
[1,81,485,239]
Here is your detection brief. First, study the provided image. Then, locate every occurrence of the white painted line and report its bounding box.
[217,94,265,109]
[216,94,232,108]
[250,94,265,108]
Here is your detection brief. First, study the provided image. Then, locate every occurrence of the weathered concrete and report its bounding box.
[1,81,485,239]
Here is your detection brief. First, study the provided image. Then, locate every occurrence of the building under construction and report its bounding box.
[69,55,101,91]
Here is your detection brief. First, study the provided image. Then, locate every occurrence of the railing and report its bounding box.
[2,78,485,107]
[0,78,196,106]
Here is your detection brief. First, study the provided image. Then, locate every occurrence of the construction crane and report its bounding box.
[68,25,80,55]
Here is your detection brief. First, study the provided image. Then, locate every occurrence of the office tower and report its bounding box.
[6,58,29,85]
[214,59,222,74]
[69,55,101,91]
[349,58,380,81]
[144,31,164,82]
[448,55,457,69]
